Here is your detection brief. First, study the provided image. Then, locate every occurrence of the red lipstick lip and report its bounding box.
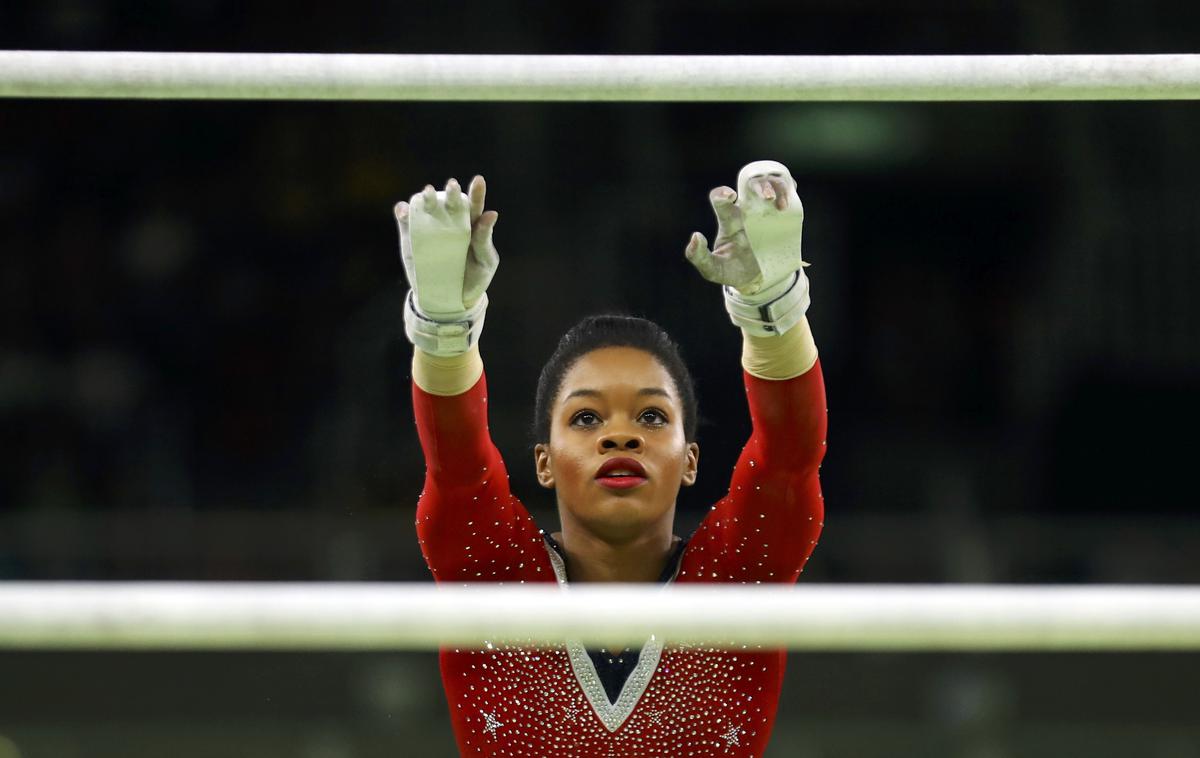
[595,457,647,479]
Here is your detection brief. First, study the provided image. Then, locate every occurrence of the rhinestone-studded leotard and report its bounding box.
[412,360,827,757]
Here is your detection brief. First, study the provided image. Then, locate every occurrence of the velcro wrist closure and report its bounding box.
[723,269,810,337]
[403,289,488,357]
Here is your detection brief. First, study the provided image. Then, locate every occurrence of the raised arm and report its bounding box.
[396,177,547,584]
[679,161,827,584]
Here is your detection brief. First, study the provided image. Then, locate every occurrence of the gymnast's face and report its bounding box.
[534,347,699,542]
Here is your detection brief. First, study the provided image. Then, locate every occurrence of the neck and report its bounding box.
[554,519,678,583]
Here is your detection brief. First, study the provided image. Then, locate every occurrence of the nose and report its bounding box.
[598,430,642,452]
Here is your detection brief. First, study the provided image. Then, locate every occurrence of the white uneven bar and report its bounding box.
[1,583,1199,651]
[1,52,1199,102]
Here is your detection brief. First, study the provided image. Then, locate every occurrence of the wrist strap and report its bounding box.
[403,289,488,357]
[723,269,810,337]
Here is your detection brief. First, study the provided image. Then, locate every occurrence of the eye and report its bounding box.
[569,410,601,428]
[638,408,668,427]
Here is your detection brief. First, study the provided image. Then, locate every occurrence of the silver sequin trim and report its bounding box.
[542,537,681,733]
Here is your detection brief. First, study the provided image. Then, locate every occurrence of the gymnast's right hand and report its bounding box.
[394,176,500,356]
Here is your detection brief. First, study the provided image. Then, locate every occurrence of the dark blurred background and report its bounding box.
[2,1,1200,756]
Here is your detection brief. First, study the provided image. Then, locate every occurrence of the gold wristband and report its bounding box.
[412,344,484,396]
[741,316,818,380]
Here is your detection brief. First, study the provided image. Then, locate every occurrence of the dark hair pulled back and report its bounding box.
[533,315,698,444]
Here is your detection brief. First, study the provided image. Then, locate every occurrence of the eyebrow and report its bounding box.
[563,387,671,401]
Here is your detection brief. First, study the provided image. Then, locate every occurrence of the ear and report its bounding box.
[534,443,555,489]
[681,442,700,486]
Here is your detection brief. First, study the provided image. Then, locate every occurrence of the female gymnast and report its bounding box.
[396,160,827,757]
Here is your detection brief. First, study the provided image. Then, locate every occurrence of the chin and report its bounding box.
[571,502,672,542]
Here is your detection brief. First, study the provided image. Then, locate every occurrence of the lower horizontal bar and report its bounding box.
[0,583,1198,651]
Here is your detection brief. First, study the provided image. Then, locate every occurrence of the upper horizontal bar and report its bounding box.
[2,582,1199,651]
[2,52,1200,102]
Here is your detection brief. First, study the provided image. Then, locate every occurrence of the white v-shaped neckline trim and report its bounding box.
[542,537,679,733]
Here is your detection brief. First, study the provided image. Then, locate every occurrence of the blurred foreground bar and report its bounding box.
[1,582,1198,650]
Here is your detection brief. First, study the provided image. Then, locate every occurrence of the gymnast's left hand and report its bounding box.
[685,160,804,298]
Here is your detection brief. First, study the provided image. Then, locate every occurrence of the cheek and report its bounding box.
[661,454,689,482]
[549,444,591,487]
[660,435,691,469]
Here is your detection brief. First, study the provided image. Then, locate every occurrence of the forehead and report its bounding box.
[556,347,678,403]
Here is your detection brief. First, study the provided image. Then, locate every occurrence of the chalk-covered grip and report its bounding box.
[399,181,494,357]
[405,290,489,357]
[723,269,810,338]
[407,188,474,316]
[711,160,811,336]
[734,160,805,293]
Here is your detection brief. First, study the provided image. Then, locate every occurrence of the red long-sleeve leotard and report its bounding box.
[413,360,827,757]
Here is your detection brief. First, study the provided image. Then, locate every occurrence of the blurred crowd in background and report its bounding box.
[2,1,1199,756]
